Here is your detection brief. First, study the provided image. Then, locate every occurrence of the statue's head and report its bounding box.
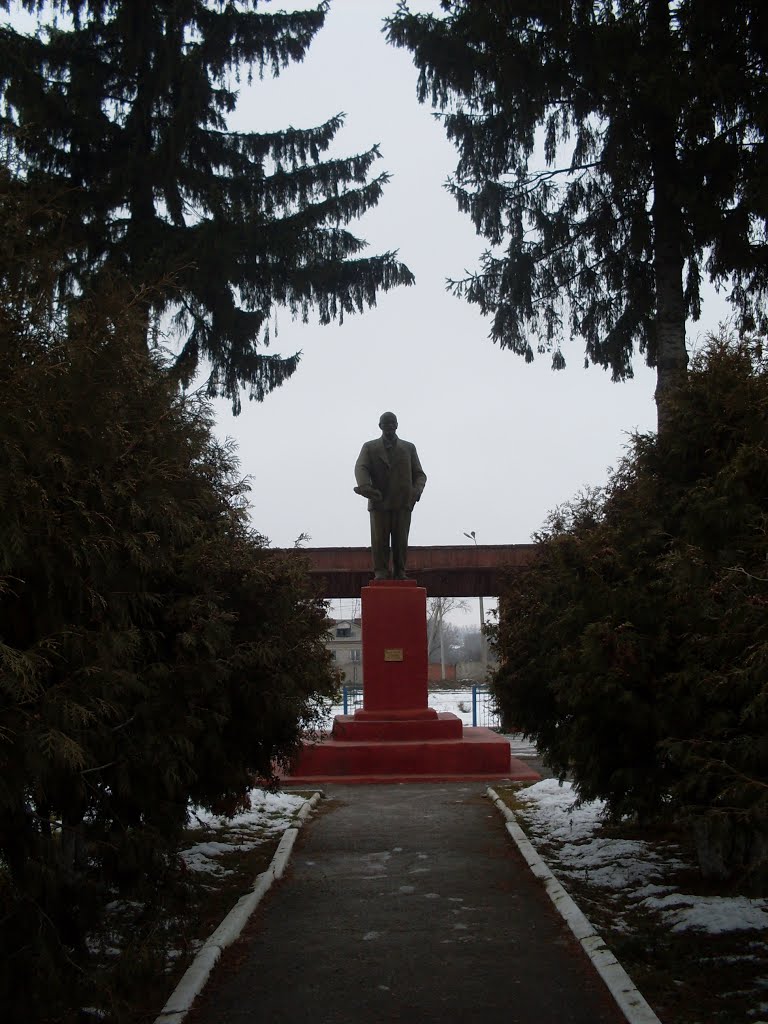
[379,411,398,440]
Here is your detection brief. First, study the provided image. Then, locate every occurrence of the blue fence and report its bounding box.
[341,685,500,730]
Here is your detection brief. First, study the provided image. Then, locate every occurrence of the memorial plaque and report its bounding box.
[384,648,404,662]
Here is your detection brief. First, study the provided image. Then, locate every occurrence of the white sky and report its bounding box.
[211,0,731,624]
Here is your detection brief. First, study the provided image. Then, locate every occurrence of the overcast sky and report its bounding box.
[211,0,731,623]
[8,1,730,627]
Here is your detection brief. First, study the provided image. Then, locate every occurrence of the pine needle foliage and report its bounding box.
[0,177,338,1019]
[0,0,414,411]
[490,334,768,887]
[386,1,768,431]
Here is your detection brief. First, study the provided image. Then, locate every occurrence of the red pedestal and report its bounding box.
[361,580,429,714]
[285,581,537,784]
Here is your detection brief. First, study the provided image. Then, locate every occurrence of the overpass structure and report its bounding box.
[286,544,538,598]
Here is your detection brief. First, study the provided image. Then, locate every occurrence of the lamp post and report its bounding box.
[463,530,487,672]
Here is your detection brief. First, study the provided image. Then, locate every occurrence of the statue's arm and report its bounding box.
[354,443,382,502]
[411,446,427,503]
[354,443,373,488]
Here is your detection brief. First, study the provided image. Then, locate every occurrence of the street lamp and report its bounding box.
[463,531,487,671]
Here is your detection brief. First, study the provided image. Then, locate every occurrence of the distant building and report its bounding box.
[326,618,363,687]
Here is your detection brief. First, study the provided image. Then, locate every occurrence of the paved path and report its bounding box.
[187,783,625,1024]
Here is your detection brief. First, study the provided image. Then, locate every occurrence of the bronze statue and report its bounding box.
[354,412,427,579]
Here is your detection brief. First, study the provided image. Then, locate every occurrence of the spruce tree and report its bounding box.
[0,1,413,410]
[386,1,768,431]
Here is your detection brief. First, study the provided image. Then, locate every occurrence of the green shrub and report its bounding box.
[491,336,768,886]
[0,183,337,1017]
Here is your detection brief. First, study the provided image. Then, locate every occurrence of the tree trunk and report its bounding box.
[439,603,446,681]
[648,0,688,437]
[653,192,687,436]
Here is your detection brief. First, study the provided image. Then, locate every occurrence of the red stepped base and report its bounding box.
[288,726,522,780]
[282,772,540,786]
[284,580,538,784]
[331,711,463,741]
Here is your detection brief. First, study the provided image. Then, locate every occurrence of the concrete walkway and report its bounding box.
[186,783,625,1024]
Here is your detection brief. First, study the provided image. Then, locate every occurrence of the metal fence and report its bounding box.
[340,684,500,730]
[471,685,500,730]
[341,686,363,715]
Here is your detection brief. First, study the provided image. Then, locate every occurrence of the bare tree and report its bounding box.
[427,597,469,677]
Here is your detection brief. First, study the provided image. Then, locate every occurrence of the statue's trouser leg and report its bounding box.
[391,507,412,578]
[370,510,393,577]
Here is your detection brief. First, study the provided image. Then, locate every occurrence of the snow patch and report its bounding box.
[515,778,768,939]
[180,787,305,874]
[190,788,304,831]
[641,893,768,934]
[516,778,607,842]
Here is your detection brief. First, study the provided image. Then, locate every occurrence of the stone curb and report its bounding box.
[486,787,662,1024]
[154,790,324,1024]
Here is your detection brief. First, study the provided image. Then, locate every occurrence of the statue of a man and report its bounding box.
[354,412,427,580]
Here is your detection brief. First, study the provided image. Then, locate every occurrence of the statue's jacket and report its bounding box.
[355,437,427,511]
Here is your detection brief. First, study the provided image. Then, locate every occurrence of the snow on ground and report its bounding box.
[508,734,539,757]
[180,840,262,876]
[516,778,768,936]
[182,788,306,874]
[640,892,768,935]
[190,788,305,831]
[427,689,476,725]
[88,789,308,971]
